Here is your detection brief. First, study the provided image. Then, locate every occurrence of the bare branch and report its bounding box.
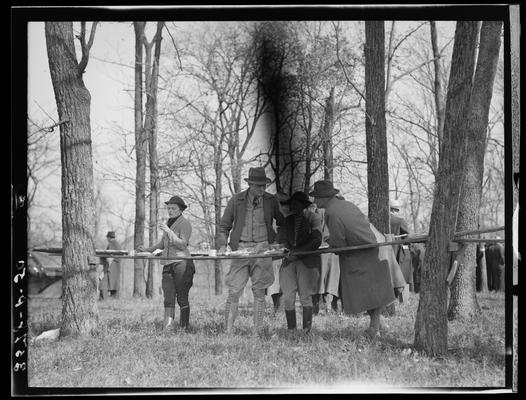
[77,21,99,75]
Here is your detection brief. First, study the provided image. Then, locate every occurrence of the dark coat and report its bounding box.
[276,210,322,269]
[324,197,395,314]
[486,243,504,291]
[102,238,121,291]
[218,189,283,250]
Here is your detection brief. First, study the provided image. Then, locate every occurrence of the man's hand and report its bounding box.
[136,245,146,252]
[218,246,227,255]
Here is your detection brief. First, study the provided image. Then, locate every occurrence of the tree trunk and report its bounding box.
[45,21,98,337]
[146,22,164,299]
[133,22,147,298]
[414,21,479,356]
[365,21,389,234]
[448,21,502,321]
[430,21,446,166]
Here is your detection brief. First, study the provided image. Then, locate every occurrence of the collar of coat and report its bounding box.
[236,189,274,202]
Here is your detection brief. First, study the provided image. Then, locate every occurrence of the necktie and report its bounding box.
[253,196,259,208]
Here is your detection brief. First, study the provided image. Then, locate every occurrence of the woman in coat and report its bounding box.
[310,180,396,339]
[138,195,194,331]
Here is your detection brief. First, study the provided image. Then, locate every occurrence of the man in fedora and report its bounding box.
[138,195,195,331]
[275,191,323,334]
[100,231,122,299]
[309,180,396,339]
[218,167,283,336]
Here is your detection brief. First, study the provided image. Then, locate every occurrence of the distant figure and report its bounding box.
[138,195,194,331]
[389,199,413,293]
[486,238,505,292]
[217,167,284,336]
[276,191,322,334]
[410,243,425,294]
[310,180,396,339]
[100,231,121,299]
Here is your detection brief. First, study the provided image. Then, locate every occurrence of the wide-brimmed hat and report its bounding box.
[309,180,340,198]
[165,195,187,210]
[284,191,312,207]
[106,231,116,238]
[244,167,271,185]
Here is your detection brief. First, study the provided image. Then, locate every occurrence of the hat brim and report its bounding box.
[308,188,340,198]
[245,178,271,184]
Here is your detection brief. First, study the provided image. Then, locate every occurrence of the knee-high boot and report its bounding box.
[180,305,190,330]
[164,307,175,330]
[302,306,313,333]
[285,309,296,330]
[253,296,266,336]
[225,295,239,333]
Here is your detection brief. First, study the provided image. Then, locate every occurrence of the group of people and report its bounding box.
[103,167,413,339]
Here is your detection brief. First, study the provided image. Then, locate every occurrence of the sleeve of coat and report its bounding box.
[166,220,192,249]
[217,196,235,247]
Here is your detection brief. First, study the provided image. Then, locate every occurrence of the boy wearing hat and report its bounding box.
[138,195,194,331]
[100,231,122,299]
[218,167,283,336]
[276,191,322,334]
[310,180,396,339]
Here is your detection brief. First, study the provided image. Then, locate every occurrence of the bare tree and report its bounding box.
[414,21,479,356]
[448,21,502,321]
[365,21,389,233]
[45,21,99,336]
[133,21,147,297]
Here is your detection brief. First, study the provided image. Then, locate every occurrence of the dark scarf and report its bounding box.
[167,215,181,227]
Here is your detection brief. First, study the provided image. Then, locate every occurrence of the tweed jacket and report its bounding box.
[218,189,283,251]
[147,215,192,265]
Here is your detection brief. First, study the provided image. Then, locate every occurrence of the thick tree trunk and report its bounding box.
[365,21,389,234]
[45,22,98,337]
[146,22,164,299]
[414,21,479,356]
[448,21,502,321]
[133,22,147,298]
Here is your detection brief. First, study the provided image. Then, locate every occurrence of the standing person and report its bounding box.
[138,195,194,331]
[486,238,505,292]
[276,191,322,334]
[100,231,122,299]
[310,180,396,339]
[313,205,342,315]
[389,199,413,294]
[217,167,283,336]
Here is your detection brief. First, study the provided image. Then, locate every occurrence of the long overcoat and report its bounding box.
[390,213,413,286]
[102,238,121,291]
[324,197,395,314]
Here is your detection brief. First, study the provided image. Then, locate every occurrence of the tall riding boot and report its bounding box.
[271,293,281,313]
[285,309,297,330]
[302,306,313,334]
[312,294,320,315]
[225,297,239,334]
[180,305,190,330]
[253,296,266,336]
[163,307,175,330]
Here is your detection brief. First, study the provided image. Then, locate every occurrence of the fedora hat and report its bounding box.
[309,180,340,198]
[284,191,312,206]
[165,195,187,210]
[244,167,271,185]
[390,199,402,210]
[106,231,116,238]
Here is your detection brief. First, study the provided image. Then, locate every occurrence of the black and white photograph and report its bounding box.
[11,4,519,395]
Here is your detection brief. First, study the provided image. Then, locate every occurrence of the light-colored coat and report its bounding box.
[324,197,395,314]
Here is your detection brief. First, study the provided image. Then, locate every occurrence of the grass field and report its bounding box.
[27,267,506,392]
